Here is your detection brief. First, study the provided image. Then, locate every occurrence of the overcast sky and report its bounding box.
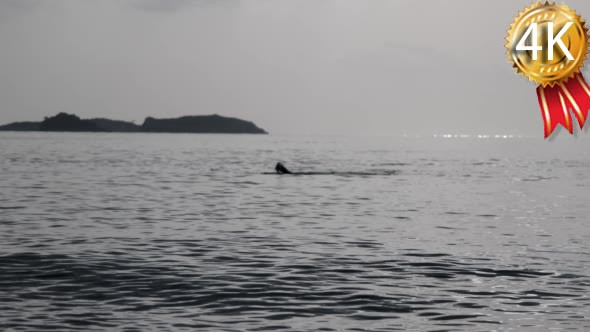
[2,0,590,135]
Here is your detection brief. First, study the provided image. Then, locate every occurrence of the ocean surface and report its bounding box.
[0,132,589,332]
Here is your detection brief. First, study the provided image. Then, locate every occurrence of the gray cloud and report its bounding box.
[0,0,42,18]
[128,0,196,12]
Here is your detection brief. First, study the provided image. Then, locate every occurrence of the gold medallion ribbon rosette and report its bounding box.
[506,1,590,138]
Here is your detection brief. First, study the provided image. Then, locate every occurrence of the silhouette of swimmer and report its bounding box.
[275,162,292,174]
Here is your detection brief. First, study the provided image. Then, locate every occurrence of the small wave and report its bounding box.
[261,170,399,176]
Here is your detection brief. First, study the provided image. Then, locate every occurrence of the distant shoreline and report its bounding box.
[0,113,268,134]
[0,131,268,135]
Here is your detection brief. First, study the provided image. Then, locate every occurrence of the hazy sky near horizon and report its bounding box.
[2,0,590,135]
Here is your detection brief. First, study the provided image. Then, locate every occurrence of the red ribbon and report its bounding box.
[536,73,590,138]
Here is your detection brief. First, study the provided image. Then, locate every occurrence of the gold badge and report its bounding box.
[506,1,589,87]
[506,1,590,138]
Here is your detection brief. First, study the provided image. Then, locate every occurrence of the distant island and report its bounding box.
[0,113,268,134]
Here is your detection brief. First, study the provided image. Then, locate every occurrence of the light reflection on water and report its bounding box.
[0,132,589,331]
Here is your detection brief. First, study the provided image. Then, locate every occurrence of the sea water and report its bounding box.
[0,132,589,331]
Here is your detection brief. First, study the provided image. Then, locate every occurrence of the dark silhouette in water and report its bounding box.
[266,163,398,176]
[275,162,292,174]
